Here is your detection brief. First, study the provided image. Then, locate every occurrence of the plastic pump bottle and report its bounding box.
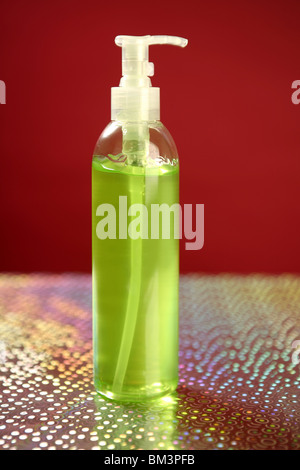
[92,35,188,401]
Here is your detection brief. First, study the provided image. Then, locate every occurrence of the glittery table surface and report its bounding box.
[0,273,299,450]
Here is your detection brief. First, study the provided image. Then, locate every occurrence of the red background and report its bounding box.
[1,0,300,273]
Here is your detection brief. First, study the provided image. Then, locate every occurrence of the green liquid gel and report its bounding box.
[92,156,179,401]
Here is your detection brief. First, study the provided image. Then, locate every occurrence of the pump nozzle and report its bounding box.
[111,35,188,121]
[115,35,187,85]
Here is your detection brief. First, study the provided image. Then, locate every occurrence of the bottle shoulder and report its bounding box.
[93,121,179,163]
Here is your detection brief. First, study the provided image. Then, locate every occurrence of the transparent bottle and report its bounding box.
[92,120,179,401]
[92,35,187,401]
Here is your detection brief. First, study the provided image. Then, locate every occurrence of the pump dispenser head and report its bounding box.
[111,35,188,121]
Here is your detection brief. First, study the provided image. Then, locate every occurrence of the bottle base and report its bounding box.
[94,379,178,402]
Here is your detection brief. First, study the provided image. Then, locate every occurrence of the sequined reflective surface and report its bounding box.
[0,274,299,450]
